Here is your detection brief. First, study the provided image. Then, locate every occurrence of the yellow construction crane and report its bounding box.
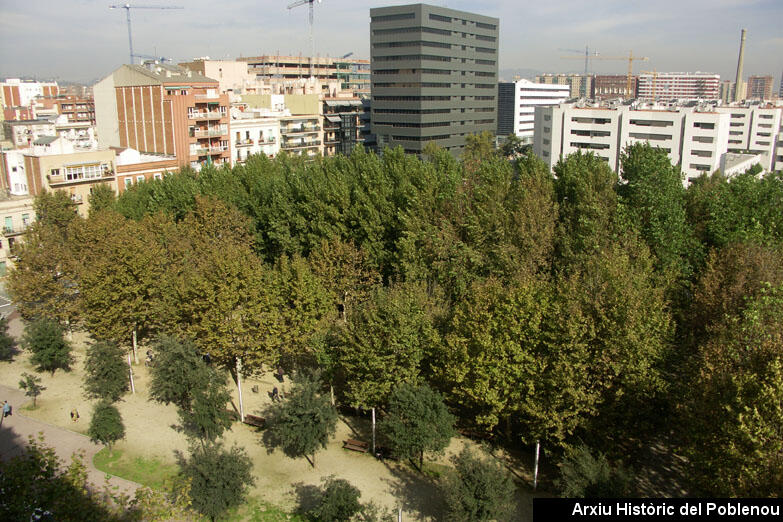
[561,50,649,98]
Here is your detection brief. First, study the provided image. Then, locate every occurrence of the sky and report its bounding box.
[1,0,781,85]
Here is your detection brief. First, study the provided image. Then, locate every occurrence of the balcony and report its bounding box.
[281,140,321,150]
[259,137,277,144]
[48,171,114,186]
[195,93,221,100]
[3,223,31,237]
[71,194,83,204]
[235,139,254,147]
[209,146,227,154]
[282,125,320,134]
[188,111,225,121]
[194,128,226,138]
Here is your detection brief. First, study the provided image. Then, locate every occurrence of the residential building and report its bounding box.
[0,195,35,276]
[114,147,178,192]
[94,63,231,170]
[370,3,500,156]
[637,72,720,100]
[534,101,731,183]
[536,73,592,98]
[746,75,774,101]
[719,81,734,104]
[716,104,782,172]
[229,106,282,164]
[55,96,96,125]
[1,79,58,108]
[593,75,636,99]
[335,59,371,95]
[279,115,322,158]
[323,99,364,156]
[3,119,56,148]
[497,79,569,143]
[179,59,254,94]
[0,149,30,195]
[23,147,116,216]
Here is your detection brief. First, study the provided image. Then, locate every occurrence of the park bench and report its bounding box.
[243,414,265,428]
[342,439,370,453]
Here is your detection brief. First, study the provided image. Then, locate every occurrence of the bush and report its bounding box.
[22,318,72,375]
[309,477,363,521]
[0,316,17,361]
[557,444,632,497]
[442,447,515,521]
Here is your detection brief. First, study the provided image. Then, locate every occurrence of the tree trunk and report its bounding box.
[330,384,335,406]
[236,356,245,422]
[341,291,348,322]
[533,440,541,490]
[420,450,424,472]
[312,452,316,468]
[132,327,138,365]
[372,407,376,456]
[128,354,135,394]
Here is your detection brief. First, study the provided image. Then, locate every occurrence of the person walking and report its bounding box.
[1,400,10,428]
[70,408,80,422]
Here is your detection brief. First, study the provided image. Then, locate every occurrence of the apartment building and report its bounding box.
[637,72,720,100]
[536,73,592,98]
[55,97,96,125]
[370,3,499,156]
[323,99,364,156]
[746,76,775,101]
[94,63,231,170]
[593,75,636,100]
[497,79,569,142]
[716,105,782,172]
[335,59,371,96]
[1,79,59,108]
[0,149,30,195]
[230,108,281,164]
[0,195,35,276]
[3,119,56,148]
[534,102,731,183]
[279,115,322,158]
[113,147,177,192]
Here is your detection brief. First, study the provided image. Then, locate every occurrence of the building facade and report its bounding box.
[55,97,96,125]
[535,73,592,98]
[94,63,231,170]
[716,104,782,172]
[1,79,59,108]
[370,3,499,156]
[746,75,774,101]
[229,108,281,164]
[637,72,720,100]
[497,79,569,142]
[593,75,636,100]
[323,99,364,156]
[0,195,35,276]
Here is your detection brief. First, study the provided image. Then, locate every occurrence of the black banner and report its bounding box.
[534,499,782,521]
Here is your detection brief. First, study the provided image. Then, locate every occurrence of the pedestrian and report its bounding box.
[70,408,79,422]
[3,400,11,417]
[271,387,279,402]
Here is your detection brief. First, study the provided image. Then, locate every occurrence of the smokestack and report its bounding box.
[734,29,747,102]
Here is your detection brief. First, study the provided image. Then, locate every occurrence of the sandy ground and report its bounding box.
[0,315,536,521]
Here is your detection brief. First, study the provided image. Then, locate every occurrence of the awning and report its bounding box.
[324,100,362,107]
[325,115,342,123]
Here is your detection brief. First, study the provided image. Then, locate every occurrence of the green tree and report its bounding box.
[499,133,531,159]
[22,318,73,375]
[0,316,16,361]
[462,131,497,171]
[148,335,210,411]
[684,284,783,496]
[618,142,699,281]
[442,447,516,522]
[19,372,46,408]
[88,401,125,454]
[557,445,632,498]
[83,341,128,403]
[88,183,117,216]
[178,441,254,522]
[267,372,338,467]
[309,476,363,522]
[380,383,455,471]
[333,284,438,410]
[33,189,79,233]
[178,368,233,443]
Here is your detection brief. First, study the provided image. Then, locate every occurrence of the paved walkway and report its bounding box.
[0,383,141,497]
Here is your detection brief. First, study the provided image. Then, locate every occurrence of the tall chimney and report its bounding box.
[734,29,747,102]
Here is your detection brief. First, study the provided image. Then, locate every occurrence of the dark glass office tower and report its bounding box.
[370,4,499,156]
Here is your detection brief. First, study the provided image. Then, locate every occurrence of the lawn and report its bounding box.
[93,448,178,490]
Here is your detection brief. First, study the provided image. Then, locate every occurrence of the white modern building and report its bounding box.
[637,72,721,100]
[229,106,284,165]
[534,102,734,183]
[715,104,782,172]
[498,79,570,143]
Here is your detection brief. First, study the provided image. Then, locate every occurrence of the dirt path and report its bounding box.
[0,383,141,497]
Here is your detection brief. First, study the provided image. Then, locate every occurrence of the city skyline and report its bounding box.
[1,0,781,85]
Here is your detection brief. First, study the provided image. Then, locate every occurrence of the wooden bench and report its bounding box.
[343,439,370,453]
[243,414,265,428]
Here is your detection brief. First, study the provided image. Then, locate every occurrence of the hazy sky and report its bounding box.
[1,0,781,85]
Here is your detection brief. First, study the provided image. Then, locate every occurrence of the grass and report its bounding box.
[224,498,307,522]
[93,448,178,490]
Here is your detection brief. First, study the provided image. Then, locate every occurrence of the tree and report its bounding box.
[557,445,632,498]
[178,441,254,522]
[462,131,497,171]
[380,383,455,471]
[178,368,233,443]
[88,183,116,216]
[88,401,125,454]
[19,372,45,408]
[267,372,338,467]
[148,335,209,411]
[22,318,73,375]
[0,315,16,361]
[83,341,128,403]
[33,190,79,233]
[442,447,516,522]
[309,476,363,522]
[499,133,530,159]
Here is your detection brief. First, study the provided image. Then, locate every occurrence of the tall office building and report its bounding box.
[370,4,499,155]
[746,75,774,100]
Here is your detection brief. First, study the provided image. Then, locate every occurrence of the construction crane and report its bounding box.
[562,50,649,98]
[287,0,322,60]
[133,53,174,64]
[558,46,599,75]
[341,52,354,59]
[109,3,184,65]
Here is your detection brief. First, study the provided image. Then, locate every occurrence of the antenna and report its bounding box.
[109,3,184,65]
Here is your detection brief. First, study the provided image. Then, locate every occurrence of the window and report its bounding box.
[429,13,452,22]
[154,173,163,180]
[693,122,715,130]
[137,175,145,183]
[125,178,133,188]
[372,13,415,22]
[51,168,60,176]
